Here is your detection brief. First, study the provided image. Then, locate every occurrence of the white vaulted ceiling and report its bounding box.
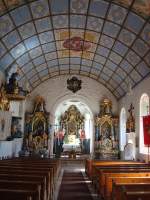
[0,0,150,99]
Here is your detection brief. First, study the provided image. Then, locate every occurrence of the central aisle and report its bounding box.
[57,170,93,200]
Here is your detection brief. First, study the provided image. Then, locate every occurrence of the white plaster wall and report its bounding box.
[26,75,118,118]
[119,75,150,161]
[25,75,118,155]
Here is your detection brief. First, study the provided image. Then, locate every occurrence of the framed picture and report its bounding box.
[0,111,12,140]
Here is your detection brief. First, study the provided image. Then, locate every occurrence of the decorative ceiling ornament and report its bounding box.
[67,76,82,93]
[63,37,91,51]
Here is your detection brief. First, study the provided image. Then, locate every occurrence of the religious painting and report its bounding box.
[63,36,91,51]
[56,29,97,60]
[0,111,12,140]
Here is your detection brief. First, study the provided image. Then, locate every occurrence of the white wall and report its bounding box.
[119,75,150,161]
[25,75,118,155]
[26,75,118,119]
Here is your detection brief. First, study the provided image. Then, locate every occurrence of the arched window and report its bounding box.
[120,108,126,151]
[140,93,150,154]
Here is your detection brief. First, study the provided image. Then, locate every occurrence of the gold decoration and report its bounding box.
[24,96,50,154]
[0,84,9,111]
[60,105,84,144]
[94,98,119,159]
[100,98,112,116]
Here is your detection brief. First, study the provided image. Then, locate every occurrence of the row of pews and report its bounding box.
[0,157,61,200]
[85,159,150,200]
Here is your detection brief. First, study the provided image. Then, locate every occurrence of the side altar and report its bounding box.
[23,96,50,156]
[94,99,119,159]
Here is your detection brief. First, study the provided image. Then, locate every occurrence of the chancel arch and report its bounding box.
[0,0,150,199]
[139,93,150,155]
[53,99,94,156]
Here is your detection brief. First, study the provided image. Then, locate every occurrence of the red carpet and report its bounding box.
[57,171,93,200]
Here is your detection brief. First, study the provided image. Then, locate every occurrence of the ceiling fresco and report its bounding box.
[0,0,150,99]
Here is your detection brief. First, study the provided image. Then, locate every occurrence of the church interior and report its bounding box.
[0,0,150,199]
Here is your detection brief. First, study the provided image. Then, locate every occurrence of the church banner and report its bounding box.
[143,115,150,145]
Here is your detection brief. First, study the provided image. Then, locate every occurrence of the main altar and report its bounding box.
[94,99,119,159]
[54,105,85,156]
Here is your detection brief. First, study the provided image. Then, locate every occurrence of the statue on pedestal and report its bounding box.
[126,103,135,133]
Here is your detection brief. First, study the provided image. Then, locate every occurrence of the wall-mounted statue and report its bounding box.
[126,103,135,133]
[95,98,119,159]
[24,96,50,156]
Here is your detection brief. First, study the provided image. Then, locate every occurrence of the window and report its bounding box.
[120,107,126,151]
[140,93,150,154]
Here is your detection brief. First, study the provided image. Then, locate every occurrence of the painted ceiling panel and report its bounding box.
[10,5,31,26]
[0,0,149,99]
[113,41,128,56]
[136,61,150,77]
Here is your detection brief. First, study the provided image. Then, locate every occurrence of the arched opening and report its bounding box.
[119,108,126,151]
[51,98,94,157]
[139,93,150,154]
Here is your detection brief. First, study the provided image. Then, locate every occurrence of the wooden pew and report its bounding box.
[0,164,55,198]
[0,167,52,200]
[92,164,150,184]
[112,180,150,200]
[0,158,60,200]
[86,160,150,200]
[0,188,35,200]
[93,166,150,194]
[0,174,46,200]
[112,183,150,200]
[0,181,41,200]
[85,159,145,179]
[0,158,60,189]
[104,172,150,200]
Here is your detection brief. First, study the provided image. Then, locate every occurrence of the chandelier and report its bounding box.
[67,76,82,93]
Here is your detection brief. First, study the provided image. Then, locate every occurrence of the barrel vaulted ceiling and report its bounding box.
[0,0,150,99]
